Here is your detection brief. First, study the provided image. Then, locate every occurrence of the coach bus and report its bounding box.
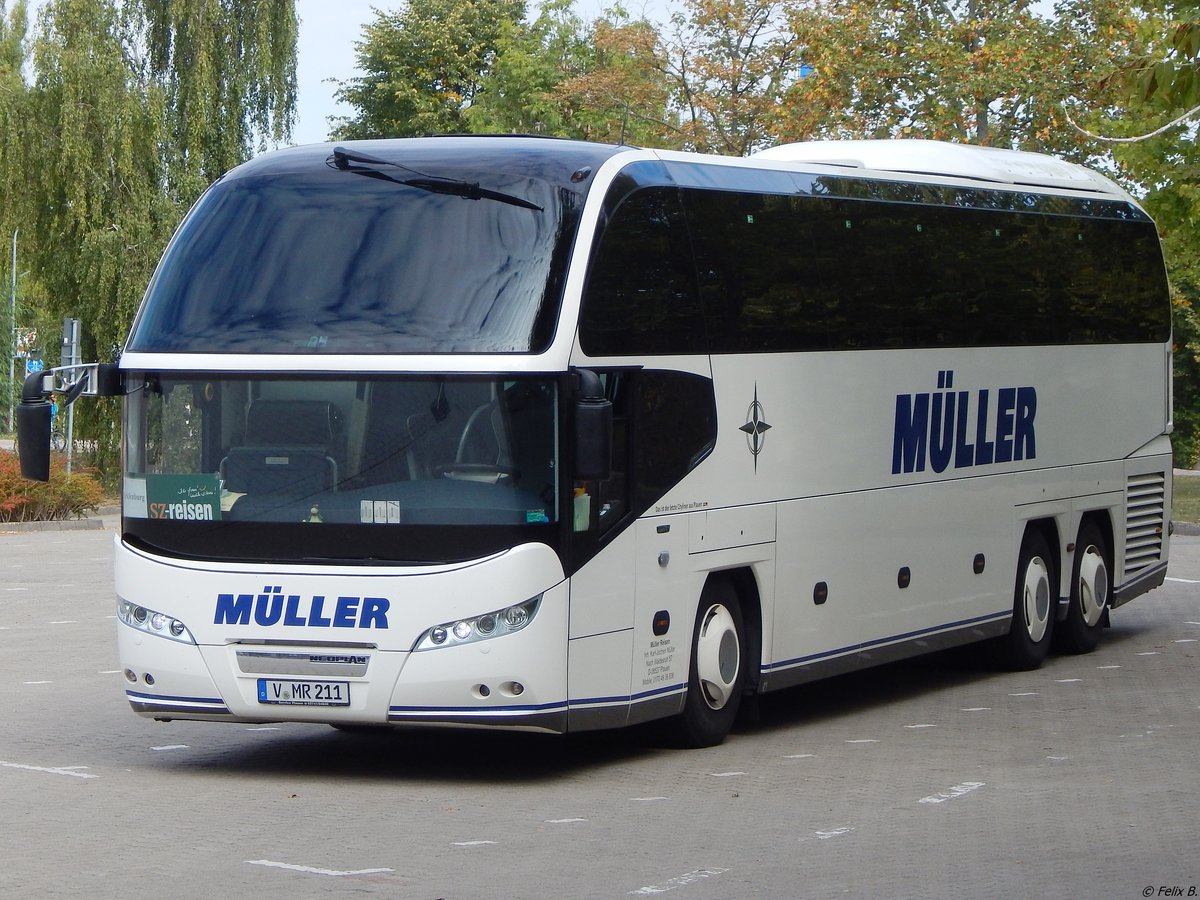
[17,136,1172,747]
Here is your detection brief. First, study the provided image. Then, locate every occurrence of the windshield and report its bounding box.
[126,143,589,354]
[123,373,562,564]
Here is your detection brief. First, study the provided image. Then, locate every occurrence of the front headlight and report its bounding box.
[117,598,196,645]
[413,595,541,651]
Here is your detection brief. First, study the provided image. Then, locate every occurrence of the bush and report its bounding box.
[0,451,104,522]
[1172,294,1200,469]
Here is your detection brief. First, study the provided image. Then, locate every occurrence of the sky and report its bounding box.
[293,1,374,145]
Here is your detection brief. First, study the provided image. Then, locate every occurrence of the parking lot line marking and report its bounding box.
[1056,678,1082,683]
[23,681,51,685]
[246,860,393,877]
[451,841,497,847]
[905,724,937,728]
[815,826,855,839]
[150,745,188,751]
[545,818,587,824]
[1,760,98,779]
[919,781,985,804]
[960,707,991,712]
[49,621,77,625]
[709,771,746,777]
[845,739,879,743]
[631,797,669,801]
[1097,665,1123,669]
[630,867,730,895]
[1167,577,1200,584]
[1136,652,1160,656]
[1009,692,1038,696]
[783,753,815,758]
[1173,639,1198,643]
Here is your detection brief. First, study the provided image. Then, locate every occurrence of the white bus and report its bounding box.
[18,136,1173,747]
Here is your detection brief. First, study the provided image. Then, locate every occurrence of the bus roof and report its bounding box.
[752,139,1129,199]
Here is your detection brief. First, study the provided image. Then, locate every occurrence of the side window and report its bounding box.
[571,369,717,571]
[686,190,850,353]
[684,186,1170,352]
[580,187,705,356]
[633,371,716,512]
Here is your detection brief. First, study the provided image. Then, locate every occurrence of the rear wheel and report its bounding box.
[672,578,746,748]
[992,528,1056,671]
[1055,520,1110,654]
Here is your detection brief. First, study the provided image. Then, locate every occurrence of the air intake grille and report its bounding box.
[1125,472,1167,577]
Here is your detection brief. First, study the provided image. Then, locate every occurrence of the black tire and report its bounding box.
[992,528,1056,671]
[671,578,746,748]
[1054,520,1110,654]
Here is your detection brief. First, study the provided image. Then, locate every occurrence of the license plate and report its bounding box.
[257,678,350,706]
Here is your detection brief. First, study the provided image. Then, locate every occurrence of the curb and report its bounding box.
[0,517,106,533]
[0,505,118,534]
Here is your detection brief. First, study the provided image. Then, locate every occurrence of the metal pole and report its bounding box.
[8,229,15,435]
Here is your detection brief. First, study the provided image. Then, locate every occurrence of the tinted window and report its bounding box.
[684,191,1170,352]
[580,187,704,356]
[633,371,717,512]
[578,171,1170,356]
[128,163,581,354]
[570,369,716,572]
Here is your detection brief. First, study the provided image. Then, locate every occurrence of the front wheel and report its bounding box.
[671,578,747,748]
[991,528,1056,671]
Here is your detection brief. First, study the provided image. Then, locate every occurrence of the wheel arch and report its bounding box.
[1022,516,1062,584]
[1077,509,1115,563]
[702,566,763,697]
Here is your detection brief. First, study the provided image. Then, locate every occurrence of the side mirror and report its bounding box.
[16,371,52,481]
[573,368,612,482]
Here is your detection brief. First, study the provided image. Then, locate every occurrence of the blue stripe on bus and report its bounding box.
[763,609,1010,671]
[388,684,687,716]
[389,700,569,715]
[569,684,686,707]
[126,689,227,707]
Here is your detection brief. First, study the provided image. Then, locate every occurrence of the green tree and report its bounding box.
[1,2,29,430]
[466,0,588,136]
[1123,0,1200,109]
[1,1,28,223]
[1062,2,1200,465]
[138,0,298,199]
[551,9,677,146]
[17,0,297,474]
[775,0,1137,156]
[465,1,678,146]
[661,0,802,155]
[332,0,526,139]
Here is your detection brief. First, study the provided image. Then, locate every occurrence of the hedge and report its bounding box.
[0,451,104,522]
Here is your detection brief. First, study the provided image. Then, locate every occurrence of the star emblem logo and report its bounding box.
[739,384,772,470]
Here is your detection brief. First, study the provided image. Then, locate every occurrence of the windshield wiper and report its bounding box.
[329,146,544,211]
